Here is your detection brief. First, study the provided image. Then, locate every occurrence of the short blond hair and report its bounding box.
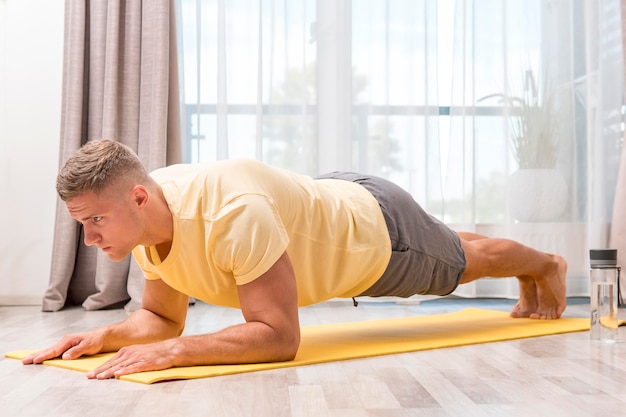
[56,139,149,201]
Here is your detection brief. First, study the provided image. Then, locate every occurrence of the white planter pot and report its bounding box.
[507,169,568,222]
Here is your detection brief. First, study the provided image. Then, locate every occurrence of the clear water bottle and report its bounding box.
[589,249,620,343]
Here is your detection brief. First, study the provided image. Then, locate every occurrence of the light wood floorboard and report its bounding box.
[1,297,625,417]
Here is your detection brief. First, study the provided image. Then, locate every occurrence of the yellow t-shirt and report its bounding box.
[132,159,392,308]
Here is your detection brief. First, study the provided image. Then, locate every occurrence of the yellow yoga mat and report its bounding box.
[5,308,600,384]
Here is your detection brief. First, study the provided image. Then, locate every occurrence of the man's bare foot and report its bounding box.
[459,236,568,320]
[510,275,538,318]
[530,254,567,319]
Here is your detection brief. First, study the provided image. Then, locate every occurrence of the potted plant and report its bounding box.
[481,69,567,222]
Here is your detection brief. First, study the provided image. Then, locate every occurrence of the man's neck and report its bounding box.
[144,185,174,249]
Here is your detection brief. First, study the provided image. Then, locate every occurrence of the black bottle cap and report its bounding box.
[589,249,617,266]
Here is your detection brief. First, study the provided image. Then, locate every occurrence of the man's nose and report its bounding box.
[83,225,101,246]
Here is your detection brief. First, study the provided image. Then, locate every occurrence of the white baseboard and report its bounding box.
[0,296,43,306]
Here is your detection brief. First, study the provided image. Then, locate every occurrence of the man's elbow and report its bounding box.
[278,332,300,362]
[164,319,185,338]
[166,314,186,337]
[166,320,185,338]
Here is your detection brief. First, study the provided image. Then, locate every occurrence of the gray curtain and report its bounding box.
[42,0,182,312]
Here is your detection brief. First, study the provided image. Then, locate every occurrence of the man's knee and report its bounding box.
[459,239,483,284]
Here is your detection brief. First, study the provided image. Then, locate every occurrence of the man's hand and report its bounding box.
[86,340,176,379]
[22,280,188,372]
[21,331,105,364]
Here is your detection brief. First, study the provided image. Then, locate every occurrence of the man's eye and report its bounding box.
[93,216,103,223]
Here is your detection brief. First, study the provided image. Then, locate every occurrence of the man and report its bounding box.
[23,139,567,379]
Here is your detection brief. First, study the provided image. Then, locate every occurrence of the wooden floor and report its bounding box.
[1,297,625,417]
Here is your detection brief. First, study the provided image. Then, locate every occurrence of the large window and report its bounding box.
[175,0,622,226]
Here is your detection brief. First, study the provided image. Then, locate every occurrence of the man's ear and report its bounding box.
[130,185,149,208]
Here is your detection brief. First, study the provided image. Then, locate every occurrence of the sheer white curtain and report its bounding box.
[175,0,623,299]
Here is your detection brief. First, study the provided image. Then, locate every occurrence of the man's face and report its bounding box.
[66,190,144,262]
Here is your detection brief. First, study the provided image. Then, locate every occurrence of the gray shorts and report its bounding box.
[316,172,466,297]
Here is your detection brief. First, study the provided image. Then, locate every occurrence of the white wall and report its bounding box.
[0,1,64,304]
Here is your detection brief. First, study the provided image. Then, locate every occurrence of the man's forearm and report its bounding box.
[84,319,300,380]
[167,320,300,367]
[99,308,185,353]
